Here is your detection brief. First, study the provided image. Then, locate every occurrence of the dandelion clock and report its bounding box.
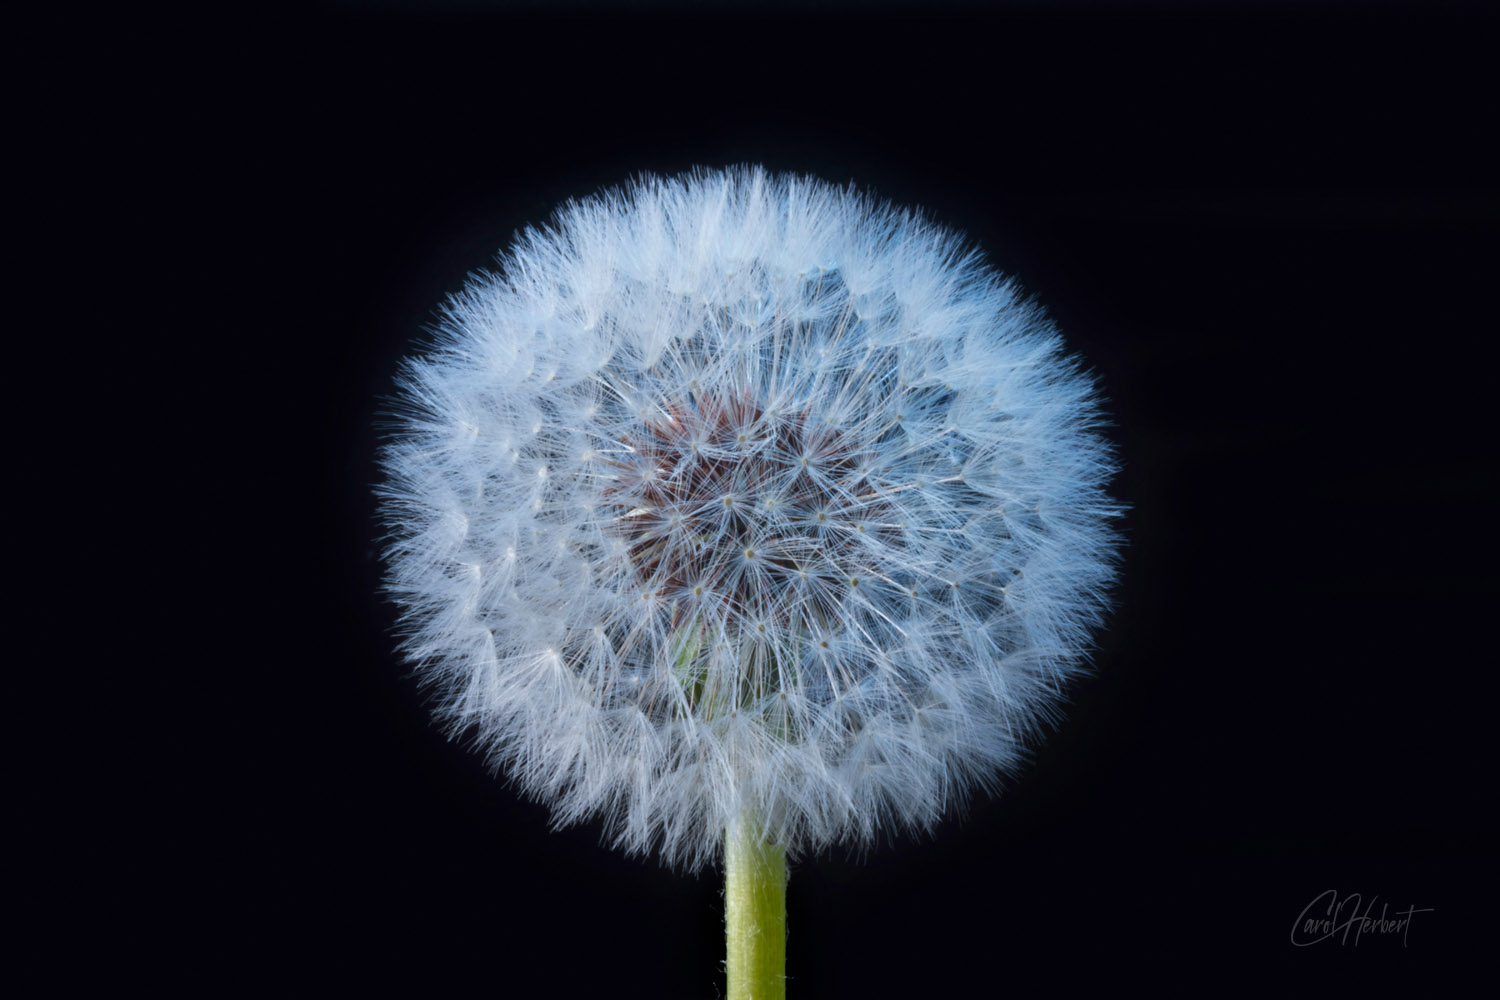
[379,167,1121,998]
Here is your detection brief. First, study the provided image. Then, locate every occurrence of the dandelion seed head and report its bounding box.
[379,167,1121,869]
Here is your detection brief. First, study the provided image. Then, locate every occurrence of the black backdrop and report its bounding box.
[87,3,1496,996]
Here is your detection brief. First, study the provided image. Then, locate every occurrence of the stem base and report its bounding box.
[725,814,787,1000]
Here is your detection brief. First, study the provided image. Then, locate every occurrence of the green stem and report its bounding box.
[725,811,788,1000]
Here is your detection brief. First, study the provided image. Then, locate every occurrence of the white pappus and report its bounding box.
[378,166,1121,870]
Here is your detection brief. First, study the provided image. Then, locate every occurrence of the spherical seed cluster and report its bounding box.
[379,167,1120,869]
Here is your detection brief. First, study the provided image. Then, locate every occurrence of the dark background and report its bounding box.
[77,2,1496,996]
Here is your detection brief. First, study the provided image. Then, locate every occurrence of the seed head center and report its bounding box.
[604,393,892,626]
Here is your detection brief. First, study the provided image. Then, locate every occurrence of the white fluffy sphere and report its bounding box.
[379,167,1120,869]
